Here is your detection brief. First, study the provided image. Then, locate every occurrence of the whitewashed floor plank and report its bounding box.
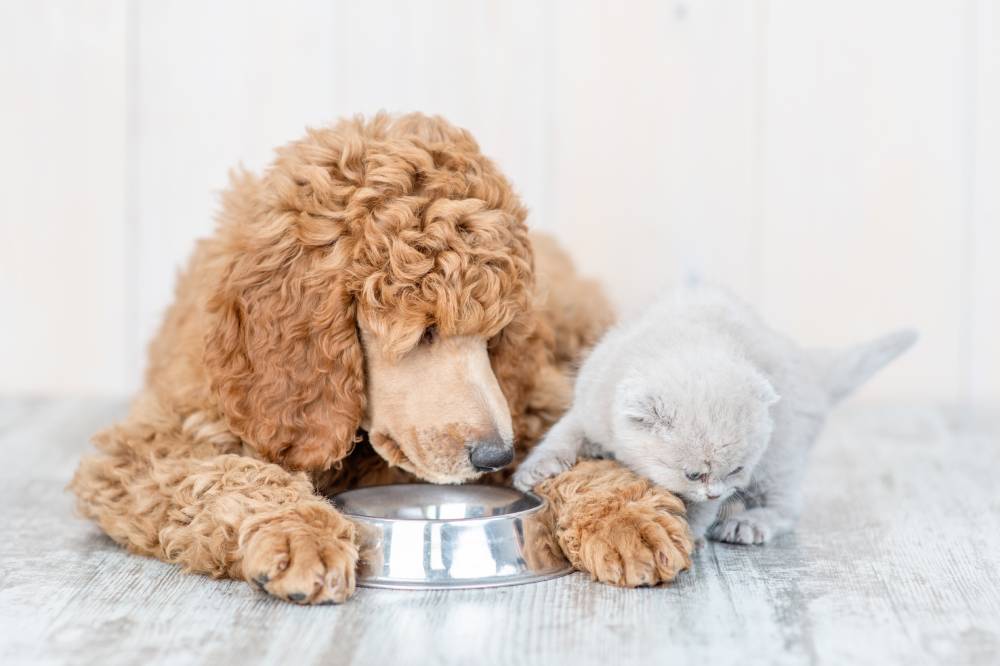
[0,399,997,666]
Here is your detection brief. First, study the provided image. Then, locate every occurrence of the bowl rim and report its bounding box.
[330,483,549,524]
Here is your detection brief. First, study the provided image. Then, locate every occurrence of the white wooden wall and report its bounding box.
[1,0,997,407]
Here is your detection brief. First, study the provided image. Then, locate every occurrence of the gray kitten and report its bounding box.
[514,283,916,544]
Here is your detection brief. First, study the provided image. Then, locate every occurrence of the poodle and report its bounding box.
[70,113,693,604]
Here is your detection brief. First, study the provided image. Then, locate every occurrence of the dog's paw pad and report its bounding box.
[576,504,691,587]
[243,511,358,605]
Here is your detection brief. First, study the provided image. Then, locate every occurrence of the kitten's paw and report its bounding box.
[513,454,573,491]
[709,510,775,545]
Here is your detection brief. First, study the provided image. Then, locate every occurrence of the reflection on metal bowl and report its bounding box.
[332,484,572,590]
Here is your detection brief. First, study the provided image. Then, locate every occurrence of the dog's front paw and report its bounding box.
[709,508,779,545]
[572,501,692,587]
[240,502,357,605]
[513,453,573,491]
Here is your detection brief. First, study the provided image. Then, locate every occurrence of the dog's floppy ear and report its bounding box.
[203,180,364,471]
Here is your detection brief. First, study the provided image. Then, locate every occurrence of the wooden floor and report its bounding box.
[1,397,998,666]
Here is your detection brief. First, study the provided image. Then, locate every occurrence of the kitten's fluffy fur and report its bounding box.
[514,283,916,545]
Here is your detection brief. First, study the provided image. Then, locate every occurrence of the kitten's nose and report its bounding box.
[707,493,721,500]
[469,437,514,472]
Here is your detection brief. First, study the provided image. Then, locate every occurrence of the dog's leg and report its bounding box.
[70,419,357,605]
[533,459,693,587]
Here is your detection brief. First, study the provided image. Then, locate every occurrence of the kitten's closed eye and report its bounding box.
[727,466,744,477]
[685,471,702,481]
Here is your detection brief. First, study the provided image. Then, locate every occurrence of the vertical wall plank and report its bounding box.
[131,0,338,386]
[970,0,1000,407]
[2,0,994,405]
[0,1,128,394]
[549,0,761,316]
[760,0,969,401]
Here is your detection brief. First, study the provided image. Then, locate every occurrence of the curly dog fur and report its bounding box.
[71,113,692,603]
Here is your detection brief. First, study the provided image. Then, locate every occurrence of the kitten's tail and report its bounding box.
[811,329,918,404]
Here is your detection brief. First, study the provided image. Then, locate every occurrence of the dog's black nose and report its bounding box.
[469,439,514,472]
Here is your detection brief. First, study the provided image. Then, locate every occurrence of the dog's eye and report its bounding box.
[685,471,701,481]
[728,466,744,477]
[420,326,437,345]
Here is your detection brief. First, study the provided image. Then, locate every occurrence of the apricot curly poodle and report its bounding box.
[71,113,693,604]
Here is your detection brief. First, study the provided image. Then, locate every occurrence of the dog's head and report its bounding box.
[204,113,548,483]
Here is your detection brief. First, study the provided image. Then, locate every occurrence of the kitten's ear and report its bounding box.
[624,394,673,429]
[754,376,781,407]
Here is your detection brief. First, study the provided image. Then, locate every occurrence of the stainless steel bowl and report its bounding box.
[332,484,573,589]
